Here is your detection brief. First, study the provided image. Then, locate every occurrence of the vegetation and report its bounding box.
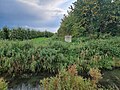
[58,0,120,37]
[0,26,54,40]
[0,39,65,75]
[0,36,120,77]
[0,1,120,89]
[40,65,102,90]
[89,68,102,87]
[0,78,8,90]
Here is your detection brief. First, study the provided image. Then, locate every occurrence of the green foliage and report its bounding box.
[0,30,4,39]
[2,26,9,39]
[72,37,120,70]
[58,0,120,37]
[43,31,54,38]
[0,41,67,75]
[0,37,120,76]
[40,65,99,90]
[0,27,54,40]
[0,78,8,90]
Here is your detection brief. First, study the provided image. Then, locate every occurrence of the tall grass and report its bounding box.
[0,37,120,76]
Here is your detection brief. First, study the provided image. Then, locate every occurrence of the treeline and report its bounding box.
[0,27,54,40]
[58,0,120,37]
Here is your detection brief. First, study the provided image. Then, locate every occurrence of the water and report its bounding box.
[7,73,52,90]
[7,69,120,90]
[8,84,41,90]
[100,68,120,89]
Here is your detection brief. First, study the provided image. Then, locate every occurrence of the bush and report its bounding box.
[40,65,102,90]
[0,78,8,90]
[0,41,68,75]
[70,37,120,70]
[89,68,102,87]
[0,37,120,76]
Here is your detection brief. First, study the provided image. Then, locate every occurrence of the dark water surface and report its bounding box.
[100,68,120,89]
[7,69,120,90]
[8,84,41,90]
[8,75,42,90]
[7,73,53,90]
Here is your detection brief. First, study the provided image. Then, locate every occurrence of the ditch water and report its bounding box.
[8,76,42,90]
[99,68,120,89]
[7,69,120,90]
[8,84,41,90]
[7,73,53,90]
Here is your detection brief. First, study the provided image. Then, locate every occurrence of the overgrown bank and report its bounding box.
[0,36,120,90]
[0,37,120,76]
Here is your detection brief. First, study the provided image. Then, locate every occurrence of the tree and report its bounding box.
[3,26,9,39]
[58,12,76,37]
[58,0,120,37]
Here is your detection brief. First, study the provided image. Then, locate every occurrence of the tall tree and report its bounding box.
[3,26,9,39]
[58,0,120,37]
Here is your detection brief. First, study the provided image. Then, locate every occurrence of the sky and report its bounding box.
[0,0,76,32]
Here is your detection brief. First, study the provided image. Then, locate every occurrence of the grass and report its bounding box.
[30,37,50,46]
[0,37,50,47]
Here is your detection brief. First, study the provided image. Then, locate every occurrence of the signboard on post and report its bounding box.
[65,35,72,42]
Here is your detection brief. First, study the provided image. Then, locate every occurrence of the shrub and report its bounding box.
[0,41,68,75]
[40,65,100,90]
[72,37,120,70]
[0,78,8,90]
[0,37,120,76]
[89,68,102,87]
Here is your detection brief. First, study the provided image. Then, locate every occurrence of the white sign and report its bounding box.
[65,35,72,42]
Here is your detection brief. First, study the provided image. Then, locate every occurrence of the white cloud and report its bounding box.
[23,25,58,32]
[0,0,76,32]
[17,0,67,20]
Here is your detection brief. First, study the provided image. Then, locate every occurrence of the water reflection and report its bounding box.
[8,83,41,90]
